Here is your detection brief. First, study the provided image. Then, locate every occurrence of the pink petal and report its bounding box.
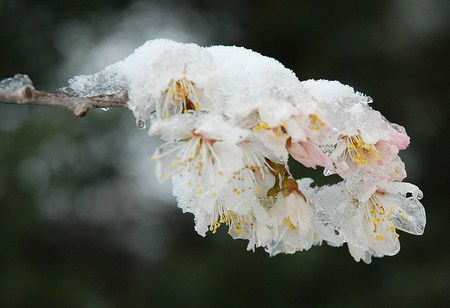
[287,139,330,169]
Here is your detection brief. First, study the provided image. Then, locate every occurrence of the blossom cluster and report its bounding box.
[68,39,426,263]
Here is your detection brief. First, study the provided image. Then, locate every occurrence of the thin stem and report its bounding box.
[0,75,129,117]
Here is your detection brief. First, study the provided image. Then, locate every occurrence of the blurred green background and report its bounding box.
[1,0,449,307]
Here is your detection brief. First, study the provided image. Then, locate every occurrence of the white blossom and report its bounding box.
[311,180,425,263]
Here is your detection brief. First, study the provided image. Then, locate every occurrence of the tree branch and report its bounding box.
[0,75,129,117]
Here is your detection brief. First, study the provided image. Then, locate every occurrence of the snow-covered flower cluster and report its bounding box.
[67,39,425,263]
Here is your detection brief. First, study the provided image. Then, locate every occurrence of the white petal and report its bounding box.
[195,113,249,144]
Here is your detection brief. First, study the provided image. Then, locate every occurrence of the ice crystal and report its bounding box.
[0,74,34,91]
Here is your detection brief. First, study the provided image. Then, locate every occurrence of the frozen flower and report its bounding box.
[229,98,301,162]
[150,113,248,201]
[168,126,271,236]
[301,79,410,182]
[329,134,381,177]
[309,179,425,263]
[327,133,407,181]
[300,79,389,143]
[262,190,313,255]
[345,182,424,263]
[204,155,319,254]
[249,160,313,254]
[184,139,268,236]
[119,39,216,120]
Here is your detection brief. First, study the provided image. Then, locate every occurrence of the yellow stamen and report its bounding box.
[344,135,381,167]
[309,114,326,130]
[283,217,297,230]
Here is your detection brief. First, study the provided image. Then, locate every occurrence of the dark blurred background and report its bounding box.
[1,0,449,307]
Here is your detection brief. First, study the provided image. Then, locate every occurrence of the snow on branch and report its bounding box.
[0,74,129,117]
[0,40,426,263]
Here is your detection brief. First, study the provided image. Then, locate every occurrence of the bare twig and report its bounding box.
[0,75,129,117]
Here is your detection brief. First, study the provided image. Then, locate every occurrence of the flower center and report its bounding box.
[209,210,251,235]
[344,135,381,167]
[159,76,200,119]
[309,114,326,130]
[367,193,400,240]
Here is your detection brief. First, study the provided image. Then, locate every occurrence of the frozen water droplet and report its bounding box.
[323,168,334,176]
[136,118,146,129]
[319,144,336,156]
[417,190,423,200]
[101,108,110,112]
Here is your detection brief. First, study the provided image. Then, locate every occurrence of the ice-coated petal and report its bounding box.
[287,139,330,169]
[377,182,426,235]
[194,113,249,144]
[388,194,426,235]
[347,242,374,264]
[260,191,314,255]
[389,123,410,150]
[378,181,423,199]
